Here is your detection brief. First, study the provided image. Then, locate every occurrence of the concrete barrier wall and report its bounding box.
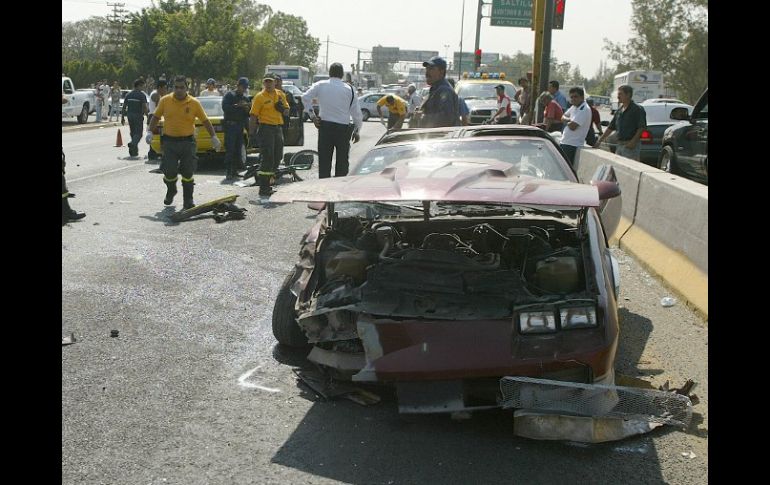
[574,148,708,318]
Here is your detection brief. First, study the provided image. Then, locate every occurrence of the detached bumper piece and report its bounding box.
[499,376,693,443]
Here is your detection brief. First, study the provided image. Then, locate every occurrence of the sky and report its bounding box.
[62,0,634,77]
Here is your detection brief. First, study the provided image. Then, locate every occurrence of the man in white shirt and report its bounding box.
[200,78,219,96]
[559,86,592,167]
[406,84,421,118]
[302,62,363,178]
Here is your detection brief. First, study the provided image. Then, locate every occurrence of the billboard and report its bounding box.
[398,50,439,62]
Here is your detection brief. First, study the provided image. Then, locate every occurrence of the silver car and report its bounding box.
[358,93,390,121]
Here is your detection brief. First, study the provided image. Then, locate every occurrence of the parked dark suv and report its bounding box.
[659,89,708,185]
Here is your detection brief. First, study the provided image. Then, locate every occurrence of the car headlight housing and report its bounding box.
[518,311,557,334]
[559,306,598,329]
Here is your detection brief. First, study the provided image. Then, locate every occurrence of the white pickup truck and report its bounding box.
[62,76,95,124]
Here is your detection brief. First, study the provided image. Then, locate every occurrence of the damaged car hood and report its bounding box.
[271,159,600,207]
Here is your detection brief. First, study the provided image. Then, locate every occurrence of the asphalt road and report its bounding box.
[62,119,707,485]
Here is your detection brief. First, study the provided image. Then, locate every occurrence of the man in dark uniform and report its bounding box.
[417,56,459,128]
[221,77,251,180]
[61,94,85,225]
[121,78,149,158]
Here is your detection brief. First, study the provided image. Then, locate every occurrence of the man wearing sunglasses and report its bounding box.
[146,76,220,209]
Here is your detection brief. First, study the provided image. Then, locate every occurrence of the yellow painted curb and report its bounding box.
[619,223,708,319]
[608,215,633,247]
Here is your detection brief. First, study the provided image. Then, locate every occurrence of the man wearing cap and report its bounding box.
[419,56,459,128]
[221,77,252,180]
[377,95,407,131]
[146,75,221,209]
[200,78,219,97]
[489,84,514,124]
[249,74,289,197]
[301,62,363,179]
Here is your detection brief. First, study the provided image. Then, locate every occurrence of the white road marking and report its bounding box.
[237,366,281,393]
[69,162,146,183]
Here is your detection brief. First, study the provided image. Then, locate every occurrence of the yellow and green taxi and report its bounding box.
[455,72,521,125]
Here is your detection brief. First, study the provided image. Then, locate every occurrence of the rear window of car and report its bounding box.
[353,138,570,181]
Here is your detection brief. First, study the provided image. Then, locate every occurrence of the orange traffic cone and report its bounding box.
[114,129,123,147]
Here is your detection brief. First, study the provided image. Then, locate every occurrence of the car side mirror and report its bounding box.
[600,120,609,127]
[591,180,621,200]
[670,107,690,121]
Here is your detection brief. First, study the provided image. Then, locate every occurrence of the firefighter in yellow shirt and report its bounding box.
[376,94,407,131]
[146,76,220,209]
[249,74,289,198]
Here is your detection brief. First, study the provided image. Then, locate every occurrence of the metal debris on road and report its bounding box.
[62,333,77,346]
[293,369,380,406]
[681,450,697,459]
[110,330,119,337]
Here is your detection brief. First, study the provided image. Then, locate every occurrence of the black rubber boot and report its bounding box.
[62,197,85,225]
[164,180,177,205]
[258,175,274,196]
[182,180,195,210]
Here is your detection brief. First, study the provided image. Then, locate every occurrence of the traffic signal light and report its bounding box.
[553,0,565,30]
[474,49,482,69]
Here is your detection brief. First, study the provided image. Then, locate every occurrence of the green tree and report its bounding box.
[125,7,168,79]
[190,0,244,83]
[234,0,273,28]
[235,29,274,83]
[604,0,707,103]
[263,12,320,67]
[62,17,113,64]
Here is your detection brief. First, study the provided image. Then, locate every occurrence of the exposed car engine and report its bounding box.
[297,213,595,333]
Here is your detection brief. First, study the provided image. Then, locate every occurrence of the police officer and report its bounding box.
[221,77,251,180]
[418,56,459,128]
[249,74,289,198]
[121,78,149,158]
[146,76,221,209]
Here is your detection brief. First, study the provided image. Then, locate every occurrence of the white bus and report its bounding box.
[265,65,311,89]
[612,70,664,109]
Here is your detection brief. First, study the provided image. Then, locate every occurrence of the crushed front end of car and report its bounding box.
[271,160,622,415]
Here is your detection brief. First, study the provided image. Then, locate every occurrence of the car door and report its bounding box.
[676,92,708,181]
[590,164,621,239]
[62,79,75,115]
[691,99,708,181]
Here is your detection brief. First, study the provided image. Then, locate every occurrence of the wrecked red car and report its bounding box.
[271,126,623,413]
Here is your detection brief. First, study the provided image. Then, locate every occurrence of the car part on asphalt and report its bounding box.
[170,194,238,222]
[499,376,694,428]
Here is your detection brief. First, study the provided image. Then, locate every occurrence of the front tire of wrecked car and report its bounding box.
[272,267,309,347]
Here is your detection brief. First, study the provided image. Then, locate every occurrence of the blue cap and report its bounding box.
[423,56,447,69]
[237,77,249,87]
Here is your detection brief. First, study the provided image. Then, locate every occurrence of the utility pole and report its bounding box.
[539,0,555,97]
[105,2,127,64]
[325,35,330,71]
[458,0,466,77]
[530,0,546,123]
